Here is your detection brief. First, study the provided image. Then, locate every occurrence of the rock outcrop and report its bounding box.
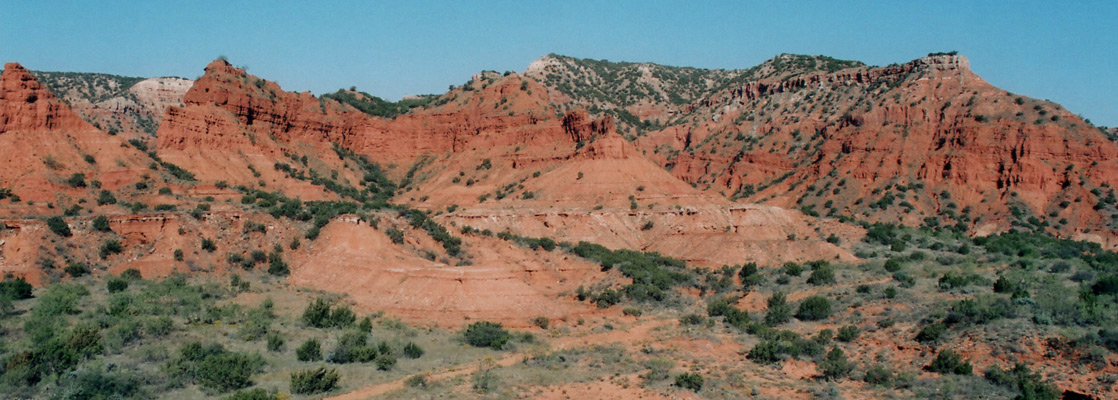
[629,55,1118,242]
[0,63,146,204]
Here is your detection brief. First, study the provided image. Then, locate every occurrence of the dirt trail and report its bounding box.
[326,319,670,399]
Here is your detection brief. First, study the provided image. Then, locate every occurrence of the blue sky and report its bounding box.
[3,1,1116,125]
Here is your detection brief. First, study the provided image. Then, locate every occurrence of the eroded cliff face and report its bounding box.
[633,55,1118,241]
[0,63,146,204]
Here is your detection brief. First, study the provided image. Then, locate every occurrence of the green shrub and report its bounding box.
[739,262,764,289]
[174,249,184,261]
[679,314,706,325]
[404,374,428,389]
[66,173,87,187]
[1093,274,1118,295]
[96,190,117,205]
[266,334,285,352]
[296,339,322,361]
[145,316,173,337]
[532,316,550,329]
[883,258,903,272]
[63,367,141,400]
[120,267,141,279]
[675,372,704,392]
[64,262,89,277]
[302,298,354,328]
[196,352,261,392]
[290,367,339,395]
[167,342,263,393]
[765,292,792,326]
[0,275,33,300]
[781,262,804,276]
[329,305,355,327]
[795,296,832,321]
[267,253,290,276]
[201,238,217,252]
[91,215,112,231]
[806,263,836,285]
[927,349,972,375]
[916,322,947,342]
[375,352,396,370]
[106,277,129,293]
[984,363,1059,400]
[303,298,333,328]
[748,330,824,363]
[100,239,124,259]
[463,321,511,349]
[946,296,1015,325]
[403,342,425,359]
[836,325,859,342]
[328,331,378,364]
[386,228,405,244]
[820,347,853,379]
[46,216,72,237]
[864,365,893,385]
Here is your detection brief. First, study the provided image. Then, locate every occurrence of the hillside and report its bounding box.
[0,55,1115,400]
[528,53,1118,244]
[31,70,192,138]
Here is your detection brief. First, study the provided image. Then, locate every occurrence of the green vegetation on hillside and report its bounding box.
[321,89,437,119]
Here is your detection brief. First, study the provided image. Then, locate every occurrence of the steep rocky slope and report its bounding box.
[32,70,191,138]
[639,54,1118,242]
[0,63,148,206]
[151,59,852,268]
[528,53,1118,243]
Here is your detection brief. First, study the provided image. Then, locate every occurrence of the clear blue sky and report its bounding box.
[3,1,1116,125]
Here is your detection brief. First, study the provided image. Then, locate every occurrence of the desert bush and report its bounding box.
[806,262,836,285]
[91,215,112,231]
[405,374,428,389]
[463,321,511,349]
[883,258,903,272]
[290,367,339,395]
[302,298,353,328]
[106,277,129,293]
[782,262,804,276]
[864,365,893,385]
[927,349,972,375]
[66,173,87,188]
[765,292,793,326]
[167,342,263,393]
[679,314,707,325]
[64,262,89,278]
[675,372,704,391]
[739,262,764,289]
[100,239,124,259]
[916,321,947,342]
[0,275,33,300]
[984,363,1059,400]
[46,216,71,237]
[796,296,832,321]
[403,342,425,359]
[820,347,853,379]
[837,325,859,342]
[748,330,823,363]
[266,334,285,352]
[296,339,322,361]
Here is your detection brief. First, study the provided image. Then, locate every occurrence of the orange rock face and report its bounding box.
[634,55,1118,242]
[0,63,146,204]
